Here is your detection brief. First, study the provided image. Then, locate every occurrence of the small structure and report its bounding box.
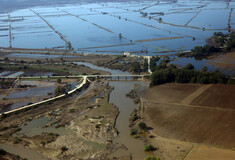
[123,51,131,56]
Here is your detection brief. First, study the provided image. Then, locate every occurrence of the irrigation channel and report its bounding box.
[0,62,149,159]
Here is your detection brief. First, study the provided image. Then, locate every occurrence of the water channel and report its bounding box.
[75,62,148,159]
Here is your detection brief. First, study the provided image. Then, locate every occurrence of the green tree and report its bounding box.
[184,63,194,70]
[131,62,141,73]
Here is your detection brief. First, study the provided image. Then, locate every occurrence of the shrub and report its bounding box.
[145,156,161,160]
[57,78,62,84]
[0,148,6,155]
[139,122,148,131]
[0,113,7,119]
[130,129,138,136]
[184,63,194,70]
[14,155,20,160]
[144,144,155,152]
[13,138,22,144]
[69,109,75,113]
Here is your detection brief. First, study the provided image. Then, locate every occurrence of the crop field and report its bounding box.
[141,83,235,148]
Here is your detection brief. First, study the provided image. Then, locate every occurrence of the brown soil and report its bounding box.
[184,145,235,160]
[140,83,235,159]
[142,83,202,103]
[208,52,235,74]
[190,84,235,109]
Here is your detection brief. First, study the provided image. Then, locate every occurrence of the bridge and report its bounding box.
[0,74,150,80]
[0,59,153,116]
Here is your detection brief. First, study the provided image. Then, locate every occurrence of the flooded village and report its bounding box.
[0,0,235,160]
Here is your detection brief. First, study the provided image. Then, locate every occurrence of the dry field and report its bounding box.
[208,52,235,75]
[141,83,235,159]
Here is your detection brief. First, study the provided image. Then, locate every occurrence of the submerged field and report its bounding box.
[0,0,234,55]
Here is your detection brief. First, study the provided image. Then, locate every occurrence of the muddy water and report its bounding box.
[78,62,148,159]
[0,144,47,160]
[74,61,130,75]
[109,81,148,159]
[18,117,66,136]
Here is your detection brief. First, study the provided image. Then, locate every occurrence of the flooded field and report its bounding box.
[0,78,77,113]
[0,0,234,55]
[17,116,66,136]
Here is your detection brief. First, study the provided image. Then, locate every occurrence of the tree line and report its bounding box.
[177,32,235,59]
[150,62,232,86]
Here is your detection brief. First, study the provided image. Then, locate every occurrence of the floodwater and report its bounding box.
[74,61,130,75]
[0,144,47,160]
[0,0,233,55]
[17,116,66,136]
[109,81,148,159]
[78,61,149,159]
[7,53,79,58]
[6,86,55,99]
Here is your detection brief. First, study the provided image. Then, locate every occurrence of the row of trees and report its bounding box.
[226,32,235,51]
[150,63,229,86]
[178,45,219,59]
[178,32,235,59]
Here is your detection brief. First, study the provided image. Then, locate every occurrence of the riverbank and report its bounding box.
[0,80,120,159]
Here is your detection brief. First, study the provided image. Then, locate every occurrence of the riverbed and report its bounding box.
[76,61,149,159]
[0,61,149,159]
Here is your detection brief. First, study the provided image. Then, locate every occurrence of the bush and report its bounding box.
[13,138,22,144]
[0,148,6,155]
[145,156,161,160]
[57,78,62,84]
[144,144,155,152]
[14,155,20,160]
[130,129,138,136]
[184,63,194,70]
[69,109,75,113]
[139,122,148,131]
[0,113,7,119]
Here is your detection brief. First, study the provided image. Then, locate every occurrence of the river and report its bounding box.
[109,81,147,159]
[0,61,148,159]
[0,143,47,160]
[75,62,148,159]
